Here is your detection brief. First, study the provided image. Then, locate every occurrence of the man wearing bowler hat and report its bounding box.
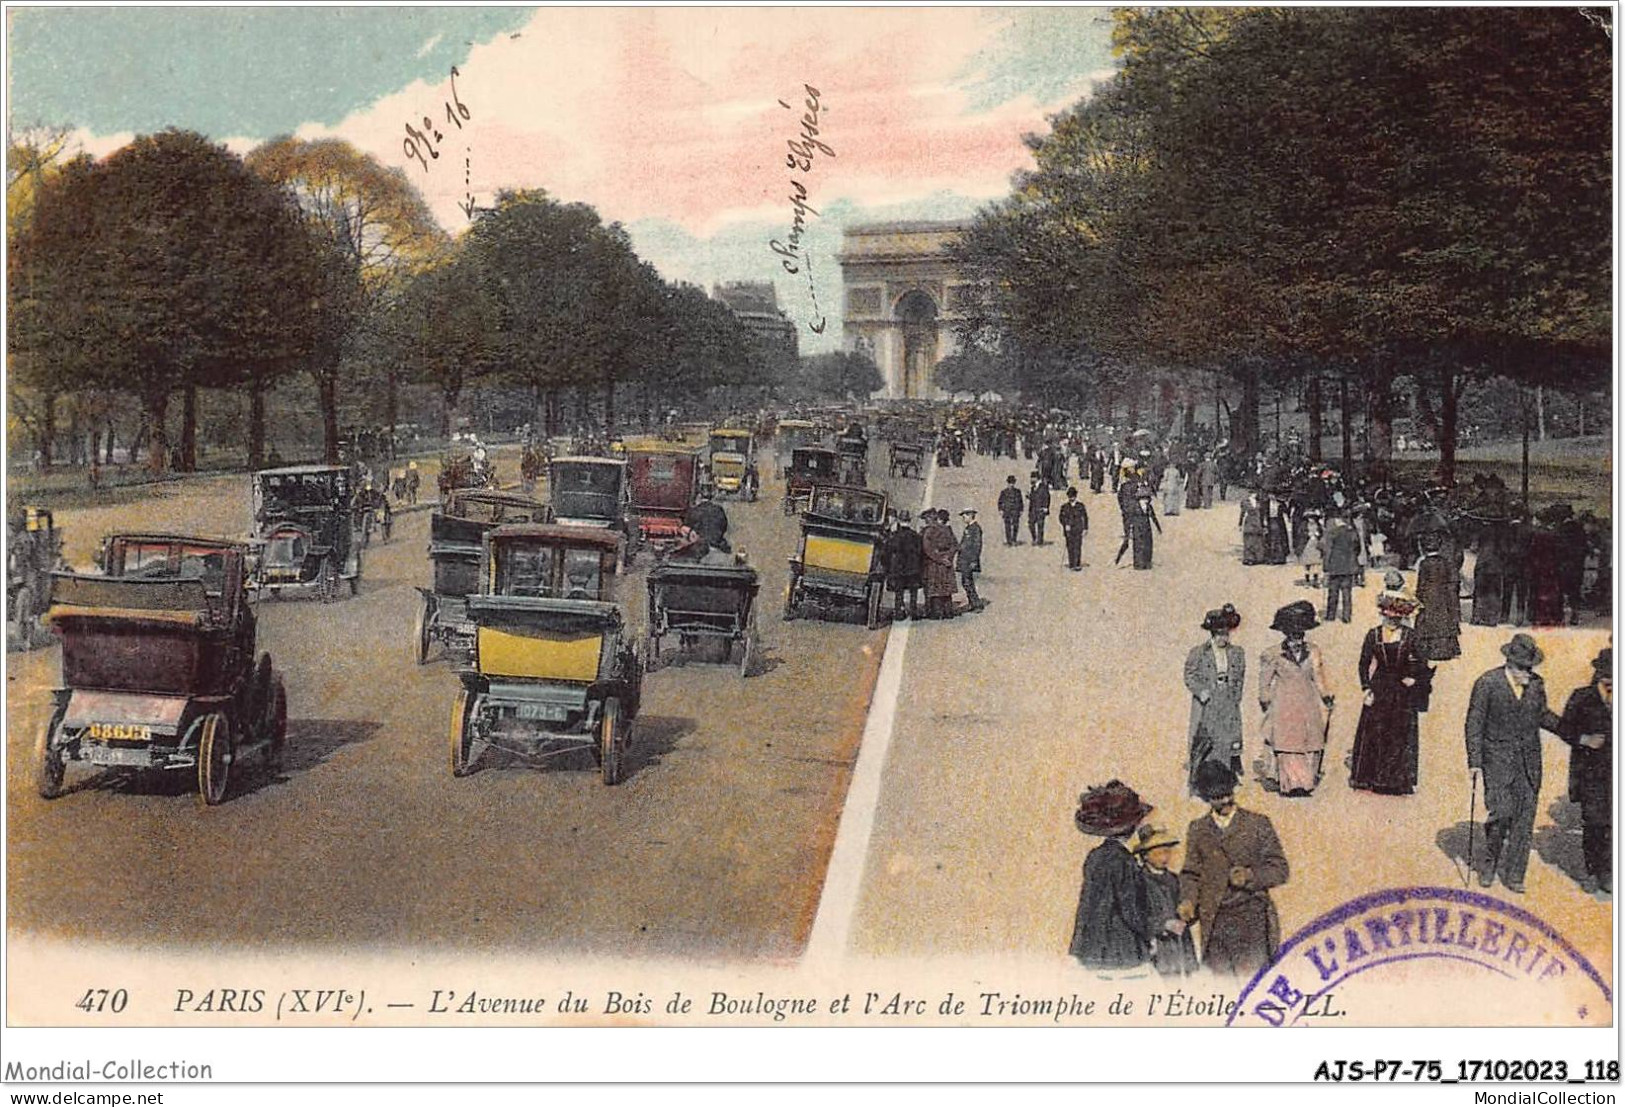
[1058,487,1089,570]
[1179,761,1289,977]
[1557,647,1612,894]
[1185,605,1247,792]
[1464,633,1565,893]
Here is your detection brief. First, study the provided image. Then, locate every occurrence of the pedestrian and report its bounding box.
[1179,761,1289,979]
[1348,581,1431,795]
[1089,449,1106,494]
[1185,460,1204,512]
[1135,826,1199,978]
[1124,484,1161,570]
[957,509,984,613]
[997,475,1024,546]
[1470,514,1511,626]
[1259,600,1334,797]
[406,461,421,505]
[1068,781,1154,972]
[1413,530,1461,660]
[1557,648,1612,894]
[1058,487,1089,570]
[1237,489,1268,567]
[920,509,959,620]
[1200,454,1219,509]
[1298,508,1325,587]
[1027,471,1051,546]
[1162,464,1184,517]
[1186,605,1247,792]
[1320,508,1363,623]
[1527,507,1568,626]
[1465,633,1565,893]
[1264,491,1291,565]
[684,488,732,553]
[886,510,923,620]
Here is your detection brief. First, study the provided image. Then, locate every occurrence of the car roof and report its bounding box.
[488,523,623,551]
[111,533,248,553]
[256,465,348,477]
[551,456,626,467]
[450,490,548,508]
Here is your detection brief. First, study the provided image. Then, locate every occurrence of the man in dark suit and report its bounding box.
[1465,633,1565,893]
[885,510,923,620]
[1558,648,1612,893]
[957,509,984,613]
[1027,472,1051,546]
[1320,508,1363,623]
[1058,487,1089,570]
[997,476,1024,546]
[1179,762,1289,978]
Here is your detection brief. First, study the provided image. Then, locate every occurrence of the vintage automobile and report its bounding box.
[9,506,63,649]
[773,418,820,477]
[783,485,890,628]
[888,441,927,479]
[415,489,551,665]
[250,465,362,601]
[707,429,759,501]
[646,550,760,675]
[37,534,287,804]
[626,443,704,557]
[782,445,840,516]
[451,524,643,784]
[548,455,633,563]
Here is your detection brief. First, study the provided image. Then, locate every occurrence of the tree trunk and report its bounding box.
[1366,361,1394,474]
[39,391,57,469]
[1339,374,1353,467]
[311,365,341,465]
[385,370,400,459]
[179,383,198,472]
[1436,368,1460,487]
[439,384,458,440]
[1535,385,1546,441]
[248,380,267,471]
[146,393,170,475]
[1182,400,1196,435]
[104,419,117,465]
[67,404,83,466]
[1240,367,1261,455]
[1306,373,1323,461]
[603,378,616,433]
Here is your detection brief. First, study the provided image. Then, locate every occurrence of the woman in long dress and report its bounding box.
[1129,489,1162,570]
[1259,600,1334,797]
[1412,531,1461,659]
[1348,584,1431,794]
[1264,493,1291,564]
[1162,465,1184,517]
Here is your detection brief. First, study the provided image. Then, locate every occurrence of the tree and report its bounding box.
[10,130,328,473]
[802,351,883,400]
[246,137,445,462]
[934,348,1015,399]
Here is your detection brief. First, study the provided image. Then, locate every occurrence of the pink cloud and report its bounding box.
[313,8,1101,234]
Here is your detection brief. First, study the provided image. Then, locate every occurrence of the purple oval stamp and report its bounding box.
[1229,886,1613,1027]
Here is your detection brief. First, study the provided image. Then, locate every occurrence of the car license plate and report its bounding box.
[515,703,568,722]
[85,745,152,767]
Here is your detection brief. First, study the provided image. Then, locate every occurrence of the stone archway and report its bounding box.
[895,290,939,400]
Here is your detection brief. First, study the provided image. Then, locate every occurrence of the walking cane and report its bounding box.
[1464,772,1478,889]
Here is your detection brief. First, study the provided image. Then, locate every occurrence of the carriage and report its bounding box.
[626,443,704,558]
[415,490,551,664]
[249,465,362,601]
[782,446,839,516]
[707,428,759,501]
[645,554,760,675]
[783,486,890,628]
[888,441,927,479]
[549,456,634,563]
[37,534,287,805]
[773,419,821,477]
[450,525,643,784]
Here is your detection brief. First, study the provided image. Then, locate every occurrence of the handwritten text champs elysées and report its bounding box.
[769,84,833,278]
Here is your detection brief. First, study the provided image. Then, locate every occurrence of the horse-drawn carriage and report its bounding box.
[449,524,643,784]
[646,553,760,675]
[888,441,927,479]
[37,534,287,805]
[782,446,839,516]
[415,490,551,665]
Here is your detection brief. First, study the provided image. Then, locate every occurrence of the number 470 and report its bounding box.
[77,988,127,1013]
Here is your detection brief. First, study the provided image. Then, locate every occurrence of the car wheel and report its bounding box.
[413,597,433,665]
[34,704,66,799]
[599,696,626,785]
[197,713,233,806]
[449,689,478,777]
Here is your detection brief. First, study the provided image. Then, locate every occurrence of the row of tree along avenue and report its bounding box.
[8,130,877,476]
[951,7,1611,484]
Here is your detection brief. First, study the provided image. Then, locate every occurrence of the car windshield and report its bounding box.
[262,473,338,508]
[497,545,557,597]
[811,489,884,523]
[561,548,603,600]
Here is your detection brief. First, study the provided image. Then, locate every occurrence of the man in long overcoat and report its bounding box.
[1320,509,1364,623]
[1027,472,1051,546]
[957,508,984,612]
[1058,487,1089,570]
[1179,762,1289,978]
[885,510,923,620]
[1558,648,1612,893]
[1465,633,1565,893]
[920,509,958,619]
[997,475,1024,546]
[1185,605,1247,790]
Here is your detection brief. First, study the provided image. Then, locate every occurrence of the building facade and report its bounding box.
[837,220,974,401]
[712,280,799,363]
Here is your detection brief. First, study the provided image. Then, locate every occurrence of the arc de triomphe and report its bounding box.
[838,220,973,401]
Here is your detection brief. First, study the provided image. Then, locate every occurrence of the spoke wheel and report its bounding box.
[449,689,478,777]
[34,706,66,799]
[599,697,626,785]
[197,713,234,806]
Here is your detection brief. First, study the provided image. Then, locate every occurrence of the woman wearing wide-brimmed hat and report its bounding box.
[1349,580,1432,795]
[1259,600,1334,796]
[1068,781,1154,971]
[1558,647,1612,893]
[1185,604,1246,793]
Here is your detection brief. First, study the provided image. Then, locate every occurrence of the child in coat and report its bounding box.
[1135,826,1199,977]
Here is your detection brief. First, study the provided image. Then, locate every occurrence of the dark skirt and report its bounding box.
[1470,566,1505,626]
[1242,531,1267,565]
[1265,519,1290,564]
[1131,516,1154,569]
[1349,677,1420,793]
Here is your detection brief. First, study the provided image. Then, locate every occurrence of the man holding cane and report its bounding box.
[1464,633,1564,893]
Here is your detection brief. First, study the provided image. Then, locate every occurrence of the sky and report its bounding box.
[7,6,1119,350]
